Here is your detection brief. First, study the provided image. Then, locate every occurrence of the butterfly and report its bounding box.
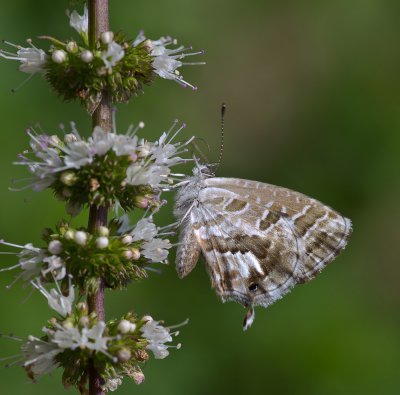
[173,164,352,330]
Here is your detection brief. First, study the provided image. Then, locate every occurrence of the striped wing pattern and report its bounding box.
[190,178,352,308]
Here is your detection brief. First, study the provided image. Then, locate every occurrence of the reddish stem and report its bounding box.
[87,1,111,394]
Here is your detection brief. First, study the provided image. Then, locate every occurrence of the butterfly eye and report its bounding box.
[248,283,258,292]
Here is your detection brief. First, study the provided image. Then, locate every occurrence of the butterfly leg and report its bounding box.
[243,305,255,331]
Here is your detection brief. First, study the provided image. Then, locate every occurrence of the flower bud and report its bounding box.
[64,133,78,144]
[129,153,138,162]
[136,349,149,361]
[74,231,88,246]
[63,319,74,329]
[98,226,109,237]
[79,316,90,327]
[117,348,132,362]
[142,39,153,52]
[101,31,114,44]
[52,49,67,64]
[48,240,63,255]
[134,196,149,209]
[66,41,78,53]
[121,234,133,245]
[130,248,141,260]
[60,171,78,186]
[89,178,100,192]
[118,319,132,334]
[132,370,145,385]
[49,135,60,146]
[80,50,94,63]
[96,236,109,249]
[64,229,75,240]
[142,315,153,322]
[123,250,133,260]
[77,302,87,312]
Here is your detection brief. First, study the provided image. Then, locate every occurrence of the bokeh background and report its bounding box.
[0,1,399,394]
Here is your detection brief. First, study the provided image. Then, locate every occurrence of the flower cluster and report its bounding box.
[14,296,183,391]
[0,6,204,113]
[0,217,173,293]
[14,120,192,213]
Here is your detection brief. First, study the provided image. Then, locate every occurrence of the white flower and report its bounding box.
[0,241,44,283]
[0,40,47,74]
[131,218,158,242]
[85,322,110,353]
[50,321,113,359]
[13,130,64,191]
[141,319,174,359]
[112,134,138,156]
[132,369,145,385]
[125,163,170,188]
[101,41,125,70]
[102,376,123,392]
[90,126,115,156]
[31,278,74,317]
[42,255,66,280]
[134,33,205,89]
[64,140,93,168]
[137,139,153,158]
[150,129,186,166]
[22,337,60,378]
[142,239,171,262]
[51,324,85,349]
[69,4,88,37]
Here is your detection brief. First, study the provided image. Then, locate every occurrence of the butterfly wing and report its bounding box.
[191,189,300,307]
[204,178,352,282]
[192,179,351,307]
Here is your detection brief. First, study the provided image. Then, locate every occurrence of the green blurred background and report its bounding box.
[0,0,399,394]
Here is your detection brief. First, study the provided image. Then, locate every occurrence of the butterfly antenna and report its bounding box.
[215,103,226,173]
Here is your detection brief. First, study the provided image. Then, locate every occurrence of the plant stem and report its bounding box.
[87,1,110,394]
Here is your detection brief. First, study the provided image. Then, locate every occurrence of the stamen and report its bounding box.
[11,73,34,93]
[0,332,23,341]
[164,119,179,142]
[167,318,189,330]
[167,122,186,145]
[0,262,21,272]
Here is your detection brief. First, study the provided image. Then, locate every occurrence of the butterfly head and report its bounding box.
[192,163,214,179]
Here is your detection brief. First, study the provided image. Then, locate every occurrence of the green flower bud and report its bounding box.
[66,41,78,53]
